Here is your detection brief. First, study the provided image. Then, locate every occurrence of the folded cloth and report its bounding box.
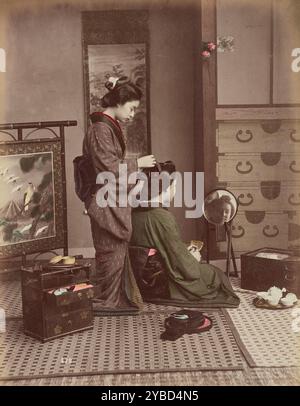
[160,309,213,341]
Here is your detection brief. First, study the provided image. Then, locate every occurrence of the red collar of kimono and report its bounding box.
[90,111,122,133]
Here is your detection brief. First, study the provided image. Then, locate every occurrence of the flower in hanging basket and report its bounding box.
[201,41,216,60]
[201,50,211,59]
[207,42,216,51]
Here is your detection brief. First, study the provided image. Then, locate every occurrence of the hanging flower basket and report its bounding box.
[201,37,235,60]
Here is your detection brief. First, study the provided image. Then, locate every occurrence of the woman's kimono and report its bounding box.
[83,112,142,311]
[131,207,240,308]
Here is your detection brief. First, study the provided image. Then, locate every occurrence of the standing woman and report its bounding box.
[83,76,156,312]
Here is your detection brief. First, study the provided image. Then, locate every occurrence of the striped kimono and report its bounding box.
[83,112,142,311]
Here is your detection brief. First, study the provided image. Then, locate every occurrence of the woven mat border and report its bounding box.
[221,309,256,367]
[0,308,245,381]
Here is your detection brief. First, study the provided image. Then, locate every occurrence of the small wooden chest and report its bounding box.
[21,263,94,342]
[241,247,300,295]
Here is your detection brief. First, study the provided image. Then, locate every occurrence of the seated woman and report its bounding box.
[130,163,240,308]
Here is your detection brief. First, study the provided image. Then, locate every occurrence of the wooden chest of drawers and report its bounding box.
[215,120,300,257]
[21,263,94,342]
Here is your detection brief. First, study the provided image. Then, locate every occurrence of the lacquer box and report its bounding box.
[241,247,300,295]
[21,263,94,342]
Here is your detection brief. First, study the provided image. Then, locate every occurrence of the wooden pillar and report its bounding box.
[200,0,218,194]
[195,0,218,246]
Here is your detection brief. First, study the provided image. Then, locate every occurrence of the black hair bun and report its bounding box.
[115,76,130,86]
[104,80,115,91]
[161,160,176,174]
[143,160,176,176]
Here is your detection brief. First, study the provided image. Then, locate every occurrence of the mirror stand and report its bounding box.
[206,220,239,278]
[224,221,239,277]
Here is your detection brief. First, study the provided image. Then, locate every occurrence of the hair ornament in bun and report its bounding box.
[105,75,130,91]
[105,76,119,90]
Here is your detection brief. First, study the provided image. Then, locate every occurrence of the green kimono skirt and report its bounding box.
[131,207,240,308]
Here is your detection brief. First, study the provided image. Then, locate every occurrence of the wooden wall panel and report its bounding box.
[217,0,271,105]
[273,0,300,104]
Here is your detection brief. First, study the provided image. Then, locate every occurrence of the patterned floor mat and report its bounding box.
[0,311,243,380]
[0,280,22,319]
[225,277,300,368]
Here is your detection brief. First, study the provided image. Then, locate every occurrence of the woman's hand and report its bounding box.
[137,155,156,168]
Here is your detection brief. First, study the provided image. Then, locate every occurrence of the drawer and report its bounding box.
[45,307,93,339]
[217,153,300,182]
[217,120,300,153]
[45,285,94,307]
[41,268,90,290]
[218,211,289,254]
[223,182,300,211]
